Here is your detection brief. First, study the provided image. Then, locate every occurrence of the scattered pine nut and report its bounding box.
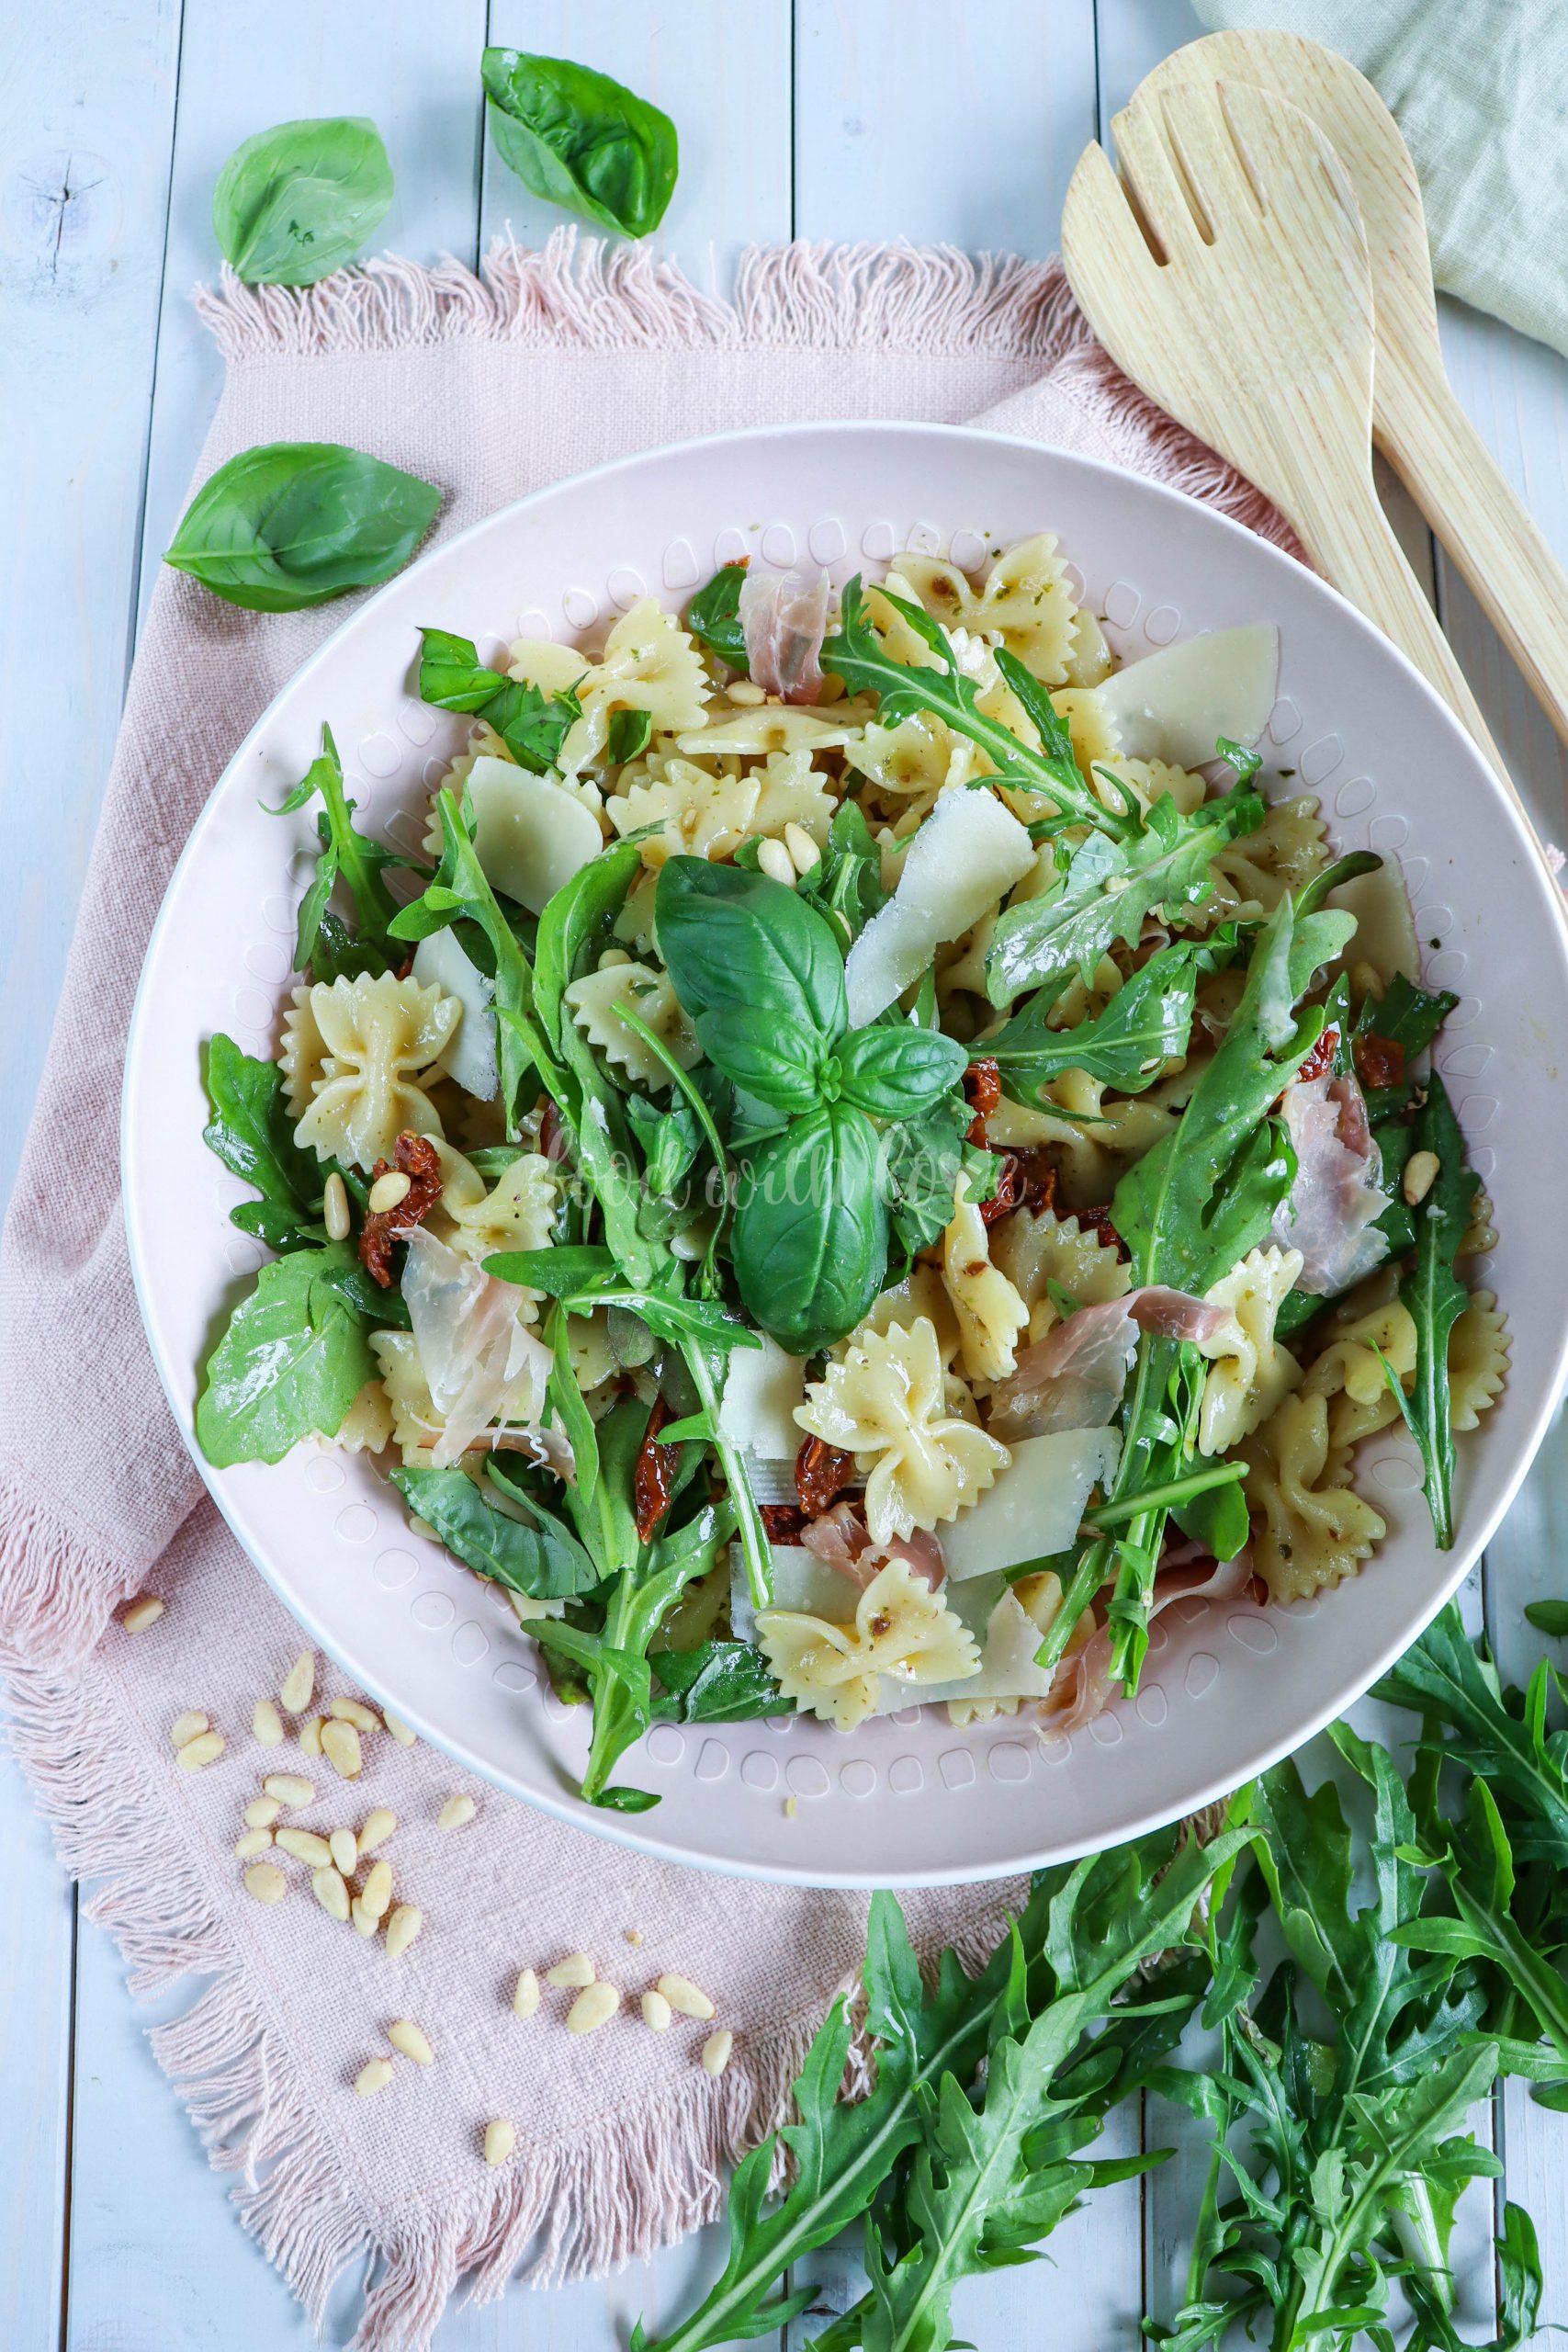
[322,1171,351,1244]
[701,2030,735,2077]
[367,1169,412,1214]
[546,1951,596,1989]
[513,1967,541,2019]
[384,1712,416,1747]
[244,1797,281,1830]
[123,1596,164,1634]
[437,1793,476,1833]
[279,1651,315,1714]
[483,2119,516,2167]
[784,1796,798,1819]
[389,2018,434,2067]
[176,1730,226,1772]
[169,1710,209,1749]
[360,1859,393,1919]
[725,680,766,706]
[329,1828,359,1877]
[321,1720,363,1781]
[329,1696,380,1733]
[276,1827,333,1867]
[355,2057,393,2098]
[642,1989,672,2033]
[300,1716,325,1757]
[357,1808,396,1855]
[566,1982,620,2035]
[385,1905,423,1960]
[784,820,820,876]
[658,1973,716,2020]
[264,1772,315,1807]
[312,1866,351,1923]
[351,1896,380,1939]
[756,837,795,888]
[1403,1148,1441,1207]
[235,1829,274,1860]
[243,1861,287,1905]
[252,1699,285,1747]
[624,1927,644,1947]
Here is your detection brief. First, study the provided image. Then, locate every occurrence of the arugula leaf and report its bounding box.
[165,442,440,612]
[1378,1074,1477,1548]
[270,721,399,977]
[881,1095,972,1258]
[804,798,890,945]
[832,1023,967,1117]
[626,1089,702,1199]
[481,49,678,238]
[984,939,1201,1102]
[415,627,583,773]
[202,1033,323,1249]
[390,1464,599,1600]
[212,117,392,286]
[732,1102,889,1354]
[685,562,749,665]
[195,1242,377,1466]
[1214,734,1262,785]
[649,1641,788,1722]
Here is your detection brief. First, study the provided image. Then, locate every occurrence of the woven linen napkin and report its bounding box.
[0,233,1294,2349]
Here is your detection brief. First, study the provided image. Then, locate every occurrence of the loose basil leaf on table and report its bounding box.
[195,1241,378,1467]
[481,49,678,239]
[211,116,393,286]
[164,443,440,613]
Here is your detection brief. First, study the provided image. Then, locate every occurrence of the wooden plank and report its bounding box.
[0,1756,75,2352]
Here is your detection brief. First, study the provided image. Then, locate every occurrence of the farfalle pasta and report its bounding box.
[290,971,459,1170]
[795,1317,1009,1542]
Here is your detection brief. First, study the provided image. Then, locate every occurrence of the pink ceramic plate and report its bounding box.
[123,423,1568,1886]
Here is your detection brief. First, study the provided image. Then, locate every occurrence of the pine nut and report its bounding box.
[244,1797,281,1829]
[329,1828,359,1876]
[357,1808,396,1855]
[389,2018,434,2067]
[351,1897,379,1939]
[279,1652,315,1713]
[355,2057,393,2098]
[243,1861,287,1905]
[123,1597,164,1633]
[546,1951,596,1989]
[483,2119,516,2167]
[701,2030,735,2076]
[253,1699,285,1747]
[169,1710,209,1748]
[657,1973,716,2020]
[176,1730,226,1772]
[312,1866,351,1923]
[566,1982,620,2035]
[726,680,766,706]
[625,1927,644,1947]
[641,1990,672,2033]
[385,1905,423,1960]
[1403,1148,1440,1207]
[513,1967,541,2019]
[263,1773,315,1806]
[300,1716,324,1757]
[321,1720,363,1780]
[756,837,795,888]
[368,1170,412,1213]
[329,1696,381,1733]
[322,1171,351,1243]
[235,1829,274,1859]
[784,1796,798,1819]
[276,1827,333,1867]
[784,821,820,876]
[360,1860,393,1919]
[384,1712,416,1747]
[437,1793,476,1833]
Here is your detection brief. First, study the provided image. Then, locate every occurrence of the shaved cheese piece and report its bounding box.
[1328,859,1419,986]
[730,1543,851,1643]
[412,926,497,1101]
[1093,627,1279,769]
[844,789,1034,1025]
[718,1336,807,1459]
[400,1229,549,1465]
[464,753,603,913]
[940,1429,1122,1580]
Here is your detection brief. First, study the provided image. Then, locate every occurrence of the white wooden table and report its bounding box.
[4,2,1567,2344]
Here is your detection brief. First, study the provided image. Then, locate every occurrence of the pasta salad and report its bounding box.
[194,536,1506,1812]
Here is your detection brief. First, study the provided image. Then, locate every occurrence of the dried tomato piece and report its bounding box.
[760,1503,807,1544]
[795,1434,854,1519]
[358,1132,444,1287]
[1354,1030,1405,1091]
[634,1395,681,1543]
[538,1102,565,1164]
[977,1153,1020,1226]
[1012,1151,1057,1216]
[1078,1204,1127,1259]
[1294,1023,1339,1086]
[963,1057,1001,1145]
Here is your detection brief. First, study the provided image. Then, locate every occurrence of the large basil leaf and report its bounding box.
[656,859,846,1108]
[481,50,678,239]
[212,117,393,286]
[165,443,441,613]
[686,563,748,665]
[196,1242,377,1467]
[732,1103,888,1354]
[833,1024,966,1118]
[392,1464,599,1599]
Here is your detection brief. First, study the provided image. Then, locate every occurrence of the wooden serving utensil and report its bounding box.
[1136,29,1568,757]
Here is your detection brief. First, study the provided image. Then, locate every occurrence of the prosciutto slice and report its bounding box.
[1042,1544,1256,1735]
[400,1229,551,1466]
[987,1287,1228,1441]
[739,565,831,704]
[1269,1070,1389,1295]
[801,1503,945,1591]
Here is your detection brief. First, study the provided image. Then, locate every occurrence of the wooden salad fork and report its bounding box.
[1060,76,1517,800]
[1137,30,1568,759]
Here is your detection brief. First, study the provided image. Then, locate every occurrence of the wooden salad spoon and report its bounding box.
[1136,29,1568,758]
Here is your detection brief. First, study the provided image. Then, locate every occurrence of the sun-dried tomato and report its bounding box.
[393,949,417,981]
[760,1503,807,1544]
[1295,1023,1339,1086]
[1012,1151,1057,1216]
[538,1102,566,1164]
[795,1434,855,1519]
[634,1395,681,1543]
[1078,1204,1127,1259]
[1354,1030,1405,1091]
[977,1153,1020,1226]
[963,1057,1001,1144]
[358,1132,444,1287]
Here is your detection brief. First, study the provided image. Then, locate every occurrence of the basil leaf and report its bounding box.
[165,443,440,613]
[656,858,848,1103]
[1382,1072,1478,1549]
[1525,1600,1568,1637]
[686,563,748,665]
[732,1103,888,1354]
[202,1034,321,1243]
[391,1463,599,1599]
[650,1641,789,1723]
[195,1242,377,1467]
[212,117,393,286]
[481,49,678,239]
[833,1024,967,1117]
[986,940,1201,1102]
[607,706,654,764]
[626,1090,702,1197]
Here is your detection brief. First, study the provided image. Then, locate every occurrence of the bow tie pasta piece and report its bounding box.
[279,987,330,1118]
[563,955,699,1090]
[942,1172,1029,1383]
[605,749,834,867]
[894,534,1079,685]
[756,1557,981,1732]
[428,1140,556,1265]
[371,1329,440,1464]
[795,1316,1010,1544]
[334,1380,394,1453]
[291,972,459,1170]
[990,1207,1132,1346]
[1195,1244,1304,1456]
[1448,1294,1508,1431]
[848,710,986,808]
[846,1264,964,1366]
[1302,1293,1418,1451]
[674,702,872,760]
[1240,1389,1386,1604]
[1089,755,1207,820]
[1208,795,1329,920]
[512,599,710,775]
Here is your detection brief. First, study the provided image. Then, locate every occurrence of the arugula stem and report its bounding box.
[1084,1460,1245,1531]
[681,1337,772,1610]
[319,724,400,937]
